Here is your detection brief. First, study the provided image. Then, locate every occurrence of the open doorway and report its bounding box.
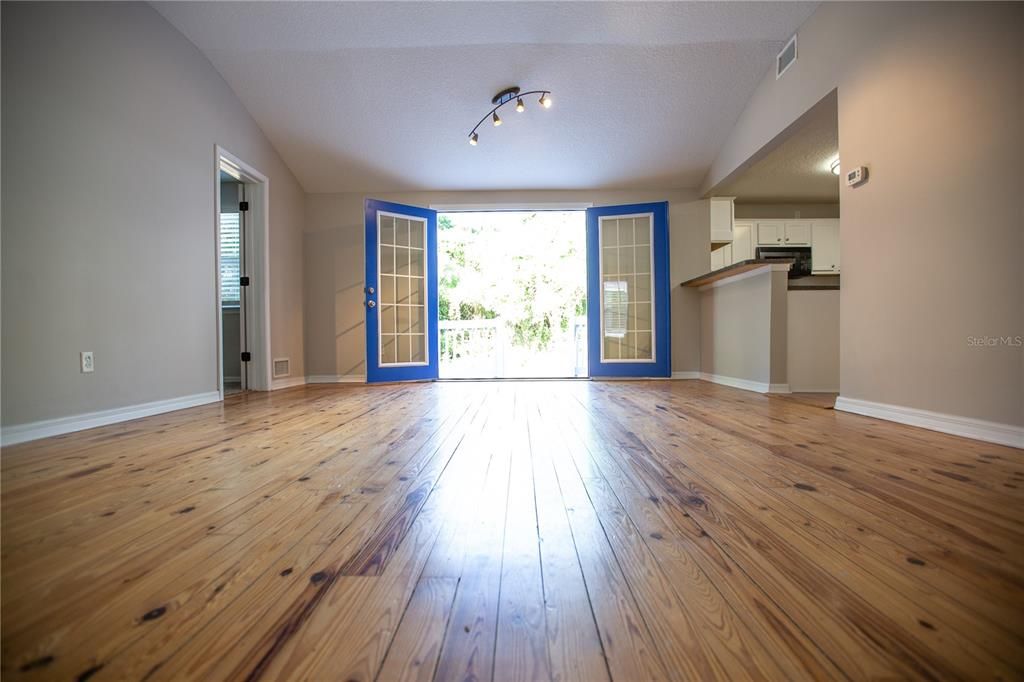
[215,147,271,398]
[437,210,587,378]
[218,173,245,394]
[707,90,840,394]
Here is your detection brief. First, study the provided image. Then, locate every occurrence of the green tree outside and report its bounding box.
[438,211,587,352]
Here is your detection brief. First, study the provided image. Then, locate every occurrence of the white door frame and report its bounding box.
[214,145,272,398]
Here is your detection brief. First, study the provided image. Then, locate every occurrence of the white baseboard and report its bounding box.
[700,372,790,394]
[591,375,674,381]
[0,391,221,447]
[671,371,700,380]
[270,376,306,390]
[306,374,366,384]
[834,396,1024,448]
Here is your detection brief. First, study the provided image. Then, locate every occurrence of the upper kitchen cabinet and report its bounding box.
[710,197,736,243]
[812,219,841,274]
[784,222,811,245]
[731,221,755,263]
[756,220,782,245]
[756,220,811,246]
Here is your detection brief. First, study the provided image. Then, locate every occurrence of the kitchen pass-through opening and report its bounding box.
[437,210,588,378]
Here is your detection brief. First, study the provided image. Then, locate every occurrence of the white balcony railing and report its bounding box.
[439,317,588,378]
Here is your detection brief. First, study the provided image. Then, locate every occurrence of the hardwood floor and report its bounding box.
[2,380,1022,681]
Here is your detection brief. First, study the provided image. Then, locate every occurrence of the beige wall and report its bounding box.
[734,203,839,220]
[768,270,789,386]
[700,266,778,382]
[1,2,306,427]
[787,290,840,392]
[705,2,1023,427]
[304,190,706,378]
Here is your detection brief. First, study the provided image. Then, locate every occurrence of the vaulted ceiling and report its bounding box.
[153,1,818,193]
[717,91,839,203]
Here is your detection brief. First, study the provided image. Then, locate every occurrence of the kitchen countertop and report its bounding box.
[680,259,792,288]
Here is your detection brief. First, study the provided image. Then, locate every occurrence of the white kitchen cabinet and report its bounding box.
[756,220,784,246]
[812,220,841,274]
[731,221,754,263]
[757,220,813,246]
[784,222,811,245]
[710,197,736,244]
[710,245,727,271]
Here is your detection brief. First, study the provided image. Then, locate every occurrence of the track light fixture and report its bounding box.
[468,86,553,146]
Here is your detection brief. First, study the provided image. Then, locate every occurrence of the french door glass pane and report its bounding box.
[600,216,654,361]
[379,213,428,366]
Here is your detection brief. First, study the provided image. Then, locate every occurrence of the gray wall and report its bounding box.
[705,2,1023,427]
[303,190,706,378]
[221,309,242,381]
[2,2,306,427]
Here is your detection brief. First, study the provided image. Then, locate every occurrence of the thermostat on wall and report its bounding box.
[845,166,868,187]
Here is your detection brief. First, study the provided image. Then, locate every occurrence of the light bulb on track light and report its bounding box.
[466,87,553,144]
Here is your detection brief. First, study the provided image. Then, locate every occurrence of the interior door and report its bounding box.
[586,202,671,378]
[238,184,249,390]
[364,199,439,383]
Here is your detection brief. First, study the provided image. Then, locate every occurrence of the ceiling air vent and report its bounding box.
[273,357,290,378]
[777,34,798,79]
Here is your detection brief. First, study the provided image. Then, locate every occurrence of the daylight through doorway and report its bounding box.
[438,211,587,378]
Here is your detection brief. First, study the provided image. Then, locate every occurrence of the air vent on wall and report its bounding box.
[273,358,290,378]
[777,34,798,79]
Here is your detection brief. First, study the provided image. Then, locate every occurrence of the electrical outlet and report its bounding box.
[80,351,94,374]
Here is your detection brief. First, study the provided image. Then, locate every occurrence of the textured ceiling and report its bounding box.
[154,1,818,193]
[716,92,838,203]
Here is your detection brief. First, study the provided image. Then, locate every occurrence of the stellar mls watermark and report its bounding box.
[967,335,1023,347]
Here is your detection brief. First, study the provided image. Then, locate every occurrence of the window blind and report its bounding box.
[220,212,241,304]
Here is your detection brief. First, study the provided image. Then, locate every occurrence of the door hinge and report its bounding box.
[239,201,249,212]
[241,351,251,362]
[239,276,250,287]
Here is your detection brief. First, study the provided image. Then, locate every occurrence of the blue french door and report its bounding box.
[364,199,439,383]
[586,202,671,378]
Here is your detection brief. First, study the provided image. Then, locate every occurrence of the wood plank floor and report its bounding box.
[2,380,1022,681]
